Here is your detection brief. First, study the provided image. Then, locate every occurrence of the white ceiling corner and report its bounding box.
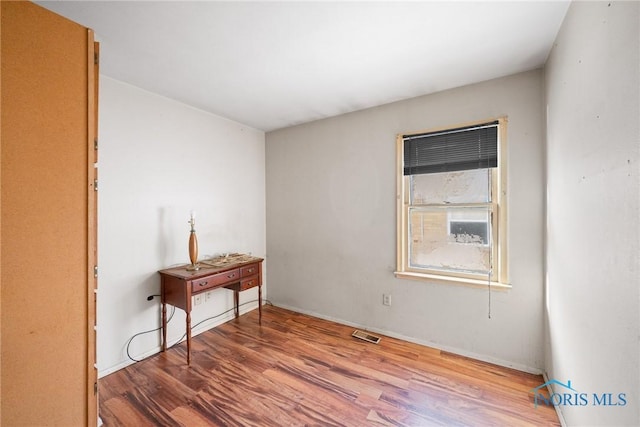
[36,1,570,132]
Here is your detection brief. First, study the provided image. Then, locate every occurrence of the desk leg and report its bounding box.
[186,311,192,365]
[258,284,262,323]
[234,290,239,318]
[161,302,167,352]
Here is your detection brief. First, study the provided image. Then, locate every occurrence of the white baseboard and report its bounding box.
[274,302,543,375]
[100,301,543,378]
[98,302,259,378]
[542,372,568,427]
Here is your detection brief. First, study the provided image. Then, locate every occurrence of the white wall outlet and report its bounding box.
[194,294,202,305]
[382,294,391,306]
[205,291,212,302]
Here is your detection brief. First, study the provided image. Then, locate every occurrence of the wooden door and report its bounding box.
[1,2,98,425]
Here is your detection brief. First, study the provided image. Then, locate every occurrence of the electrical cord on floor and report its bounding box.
[125,303,176,362]
[125,297,272,363]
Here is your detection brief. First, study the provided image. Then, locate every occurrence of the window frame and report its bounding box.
[395,117,509,289]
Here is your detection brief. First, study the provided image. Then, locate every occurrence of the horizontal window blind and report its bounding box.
[403,121,498,176]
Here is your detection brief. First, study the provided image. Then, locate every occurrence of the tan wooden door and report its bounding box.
[1,1,98,425]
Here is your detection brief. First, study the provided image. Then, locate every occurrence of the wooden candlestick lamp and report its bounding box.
[187,211,199,271]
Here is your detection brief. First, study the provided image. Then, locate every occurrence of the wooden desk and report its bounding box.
[158,254,263,364]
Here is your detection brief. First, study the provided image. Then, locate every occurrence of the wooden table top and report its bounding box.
[158,253,263,280]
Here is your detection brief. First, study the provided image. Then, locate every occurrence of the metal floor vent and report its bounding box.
[352,330,381,344]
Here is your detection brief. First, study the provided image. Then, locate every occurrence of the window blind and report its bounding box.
[403,121,498,176]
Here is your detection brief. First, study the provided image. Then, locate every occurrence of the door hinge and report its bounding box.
[94,382,98,395]
[94,138,98,151]
[94,179,98,191]
[94,265,98,278]
[94,51,99,65]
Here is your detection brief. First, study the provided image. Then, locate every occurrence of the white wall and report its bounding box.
[97,76,265,375]
[266,70,546,372]
[544,2,640,425]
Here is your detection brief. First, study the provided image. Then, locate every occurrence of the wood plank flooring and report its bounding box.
[99,305,560,426]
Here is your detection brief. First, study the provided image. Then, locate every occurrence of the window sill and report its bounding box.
[394,271,511,291]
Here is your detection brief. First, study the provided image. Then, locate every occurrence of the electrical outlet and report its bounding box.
[205,291,212,302]
[382,294,391,306]
[194,294,202,305]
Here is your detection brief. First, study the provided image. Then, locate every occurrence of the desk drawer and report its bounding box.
[240,275,260,291]
[191,268,240,293]
[240,263,259,278]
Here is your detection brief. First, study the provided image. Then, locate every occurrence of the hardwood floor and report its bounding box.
[99,305,560,426]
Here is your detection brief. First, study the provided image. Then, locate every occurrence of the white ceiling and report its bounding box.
[37,1,570,132]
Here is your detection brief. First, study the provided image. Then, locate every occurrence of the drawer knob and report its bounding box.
[199,282,208,286]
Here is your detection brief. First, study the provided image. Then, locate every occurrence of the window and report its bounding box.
[395,118,508,287]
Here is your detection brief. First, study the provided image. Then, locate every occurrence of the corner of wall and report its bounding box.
[544,1,640,425]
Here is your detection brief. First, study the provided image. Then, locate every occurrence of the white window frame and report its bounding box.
[395,117,509,289]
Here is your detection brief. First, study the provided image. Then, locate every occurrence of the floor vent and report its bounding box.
[352,330,381,344]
